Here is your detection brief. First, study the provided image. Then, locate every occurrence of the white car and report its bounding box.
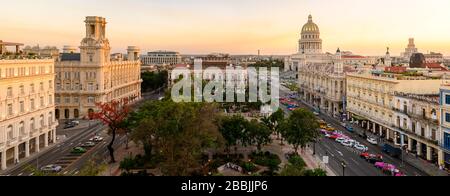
[354,144,369,152]
[367,137,378,145]
[342,140,354,147]
[90,136,104,142]
[40,165,62,173]
[336,138,347,144]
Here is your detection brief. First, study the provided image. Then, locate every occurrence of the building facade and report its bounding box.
[0,59,57,170]
[288,15,357,117]
[55,16,142,120]
[141,50,181,66]
[346,72,446,168]
[439,85,450,170]
[401,38,418,61]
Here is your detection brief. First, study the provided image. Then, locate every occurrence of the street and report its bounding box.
[279,85,427,176]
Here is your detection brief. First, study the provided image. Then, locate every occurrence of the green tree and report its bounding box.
[280,109,320,153]
[246,119,272,152]
[218,115,247,154]
[129,100,224,176]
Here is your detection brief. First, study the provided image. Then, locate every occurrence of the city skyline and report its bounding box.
[2,0,450,56]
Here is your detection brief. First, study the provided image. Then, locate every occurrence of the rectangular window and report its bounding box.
[445,133,450,150]
[48,95,53,105]
[40,82,44,91]
[7,104,13,116]
[30,99,35,110]
[49,80,53,89]
[446,113,450,123]
[7,87,13,97]
[56,96,61,104]
[88,96,95,104]
[20,101,24,113]
[30,84,35,93]
[446,95,450,105]
[65,97,70,104]
[40,97,44,107]
[74,97,79,103]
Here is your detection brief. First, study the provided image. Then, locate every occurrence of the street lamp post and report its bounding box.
[341,161,347,176]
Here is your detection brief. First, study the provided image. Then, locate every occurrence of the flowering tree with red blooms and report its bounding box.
[90,98,130,163]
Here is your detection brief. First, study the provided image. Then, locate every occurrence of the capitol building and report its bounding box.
[286,15,349,118]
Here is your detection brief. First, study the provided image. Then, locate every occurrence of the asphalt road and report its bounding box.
[280,86,427,176]
[2,90,164,176]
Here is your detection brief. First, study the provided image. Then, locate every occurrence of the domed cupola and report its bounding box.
[298,15,322,54]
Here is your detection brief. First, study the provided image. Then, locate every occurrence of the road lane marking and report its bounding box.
[351,158,360,166]
[29,173,34,176]
[63,171,69,175]
[74,171,79,175]
[18,173,23,176]
[336,151,343,156]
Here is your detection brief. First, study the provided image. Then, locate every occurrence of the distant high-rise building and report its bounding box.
[141,50,182,66]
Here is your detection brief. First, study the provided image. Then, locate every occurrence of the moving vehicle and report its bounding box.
[81,141,96,147]
[367,154,384,164]
[64,123,77,129]
[367,137,378,145]
[90,136,104,142]
[342,140,354,147]
[345,126,354,132]
[40,165,62,173]
[383,144,402,158]
[71,147,87,154]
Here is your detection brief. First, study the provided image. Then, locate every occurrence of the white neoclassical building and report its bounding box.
[55,16,142,120]
[0,59,58,170]
[286,15,352,118]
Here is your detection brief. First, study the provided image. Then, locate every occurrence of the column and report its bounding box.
[25,141,30,158]
[367,121,371,131]
[35,137,40,153]
[44,132,49,147]
[1,150,6,170]
[408,138,413,152]
[426,146,432,161]
[438,149,444,168]
[53,130,57,144]
[14,146,19,163]
[373,122,377,134]
[328,102,332,114]
[379,125,383,137]
[386,129,390,141]
[417,142,422,156]
[400,134,405,147]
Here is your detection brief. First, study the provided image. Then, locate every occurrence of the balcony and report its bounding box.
[392,107,411,117]
[19,135,27,142]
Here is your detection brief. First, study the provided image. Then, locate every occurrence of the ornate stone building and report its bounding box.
[0,58,57,170]
[55,16,142,120]
[286,15,353,117]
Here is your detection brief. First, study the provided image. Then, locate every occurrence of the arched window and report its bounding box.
[7,125,13,140]
[19,121,25,136]
[30,118,35,131]
[40,115,45,127]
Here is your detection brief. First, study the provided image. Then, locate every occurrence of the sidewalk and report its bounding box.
[99,141,144,176]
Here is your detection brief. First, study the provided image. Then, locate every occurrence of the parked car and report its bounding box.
[342,140,354,147]
[336,137,347,144]
[313,112,320,116]
[367,154,384,164]
[71,147,87,154]
[383,144,402,158]
[345,126,354,132]
[354,144,369,152]
[367,137,378,145]
[40,165,62,173]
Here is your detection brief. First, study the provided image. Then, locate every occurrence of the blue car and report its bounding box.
[345,126,354,132]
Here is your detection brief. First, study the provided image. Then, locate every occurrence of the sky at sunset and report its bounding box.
[1,0,450,56]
